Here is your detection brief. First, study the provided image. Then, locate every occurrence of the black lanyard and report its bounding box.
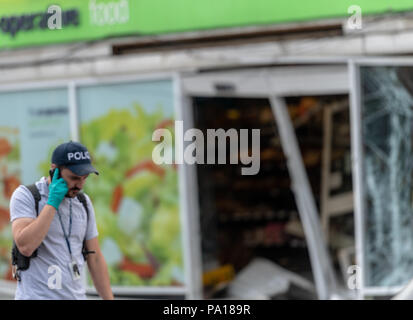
[57,199,73,257]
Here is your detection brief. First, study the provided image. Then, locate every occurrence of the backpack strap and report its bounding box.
[25,184,41,216]
[76,192,89,221]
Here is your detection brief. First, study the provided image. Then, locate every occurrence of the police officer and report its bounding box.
[10,141,114,300]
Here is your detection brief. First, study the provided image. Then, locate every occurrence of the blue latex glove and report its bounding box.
[47,168,68,210]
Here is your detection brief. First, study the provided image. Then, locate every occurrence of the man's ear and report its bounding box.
[51,164,57,170]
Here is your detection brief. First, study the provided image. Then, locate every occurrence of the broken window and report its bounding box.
[361,66,413,287]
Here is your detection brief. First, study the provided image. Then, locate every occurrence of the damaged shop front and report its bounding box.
[181,60,413,300]
[1,1,413,300]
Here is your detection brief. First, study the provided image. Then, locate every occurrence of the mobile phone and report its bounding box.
[49,168,62,181]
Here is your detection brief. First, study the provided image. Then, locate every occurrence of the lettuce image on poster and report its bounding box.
[80,103,183,287]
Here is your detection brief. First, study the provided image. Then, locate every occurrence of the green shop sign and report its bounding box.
[0,0,413,50]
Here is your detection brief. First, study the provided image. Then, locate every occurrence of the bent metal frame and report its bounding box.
[180,64,347,299]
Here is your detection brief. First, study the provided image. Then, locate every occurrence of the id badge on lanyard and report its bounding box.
[58,199,81,281]
[69,260,81,281]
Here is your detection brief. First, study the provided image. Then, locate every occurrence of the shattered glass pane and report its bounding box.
[361,66,413,287]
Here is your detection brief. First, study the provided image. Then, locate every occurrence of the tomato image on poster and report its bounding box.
[0,128,20,281]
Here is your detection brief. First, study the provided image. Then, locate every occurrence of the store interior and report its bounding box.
[192,94,354,299]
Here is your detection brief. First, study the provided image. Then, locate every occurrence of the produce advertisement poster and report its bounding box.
[0,88,70,281]
[77,79,184,288]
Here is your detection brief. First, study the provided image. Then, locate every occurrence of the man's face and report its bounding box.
[59,167,89,198]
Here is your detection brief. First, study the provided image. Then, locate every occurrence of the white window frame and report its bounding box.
[180,63,349,299]
[349,58,413,298]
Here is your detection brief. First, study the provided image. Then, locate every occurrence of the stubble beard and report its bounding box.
[66,189,80,198]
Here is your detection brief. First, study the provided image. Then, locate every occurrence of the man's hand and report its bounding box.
[47,168,68,210]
